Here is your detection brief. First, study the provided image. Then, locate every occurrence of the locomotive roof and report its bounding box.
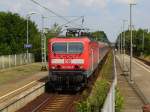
[49,36,91,43]
[48,37,108,47]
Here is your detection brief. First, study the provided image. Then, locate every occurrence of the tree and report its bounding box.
[116,29,150,57]
[45,23,62,39]
[91,31,109,43]
[0,11,41,61]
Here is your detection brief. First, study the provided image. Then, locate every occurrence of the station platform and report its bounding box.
[115,54,144,112]
[0,63,48,100]
[117,54,150,103]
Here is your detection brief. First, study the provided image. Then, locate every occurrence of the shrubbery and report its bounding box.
[76,52,124,112]
[76,79,110,112]
[0,12,41,61]
[116,29,150,56]
[76,82,124,112]
[115,88,124,112]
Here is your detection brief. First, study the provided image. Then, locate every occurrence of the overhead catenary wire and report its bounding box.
[30,0,69,22]
[42,16,84,28]
[59,16,84,28]
[30,0,84,28]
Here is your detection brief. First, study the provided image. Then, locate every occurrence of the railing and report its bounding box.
[101,50,117,112]
[0,53,34,69]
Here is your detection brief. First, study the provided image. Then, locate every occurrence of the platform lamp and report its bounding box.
[26,12,37,63]
[129,2,136,83]
[122,20,127,73]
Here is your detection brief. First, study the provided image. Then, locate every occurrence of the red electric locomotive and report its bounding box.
[48,29,108,90]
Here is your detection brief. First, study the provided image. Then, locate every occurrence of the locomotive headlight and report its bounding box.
[80,66,83,69]
[52,66,55,69]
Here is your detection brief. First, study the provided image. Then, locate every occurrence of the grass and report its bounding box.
[100,52,113,82]
[76,79,110,112]
[144,55,150,62]
[76,51,114,112]
[0,63,42,85]
[76,51,124,112]
[115,87,124,112]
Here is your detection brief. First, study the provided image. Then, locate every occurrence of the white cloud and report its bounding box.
[0,0,71,14]
[0,0,21,12]
[0,0,148,42]
[76,0,108,9]
[114,0,137,4]
[0,0,72,30]
[35,0,70,13]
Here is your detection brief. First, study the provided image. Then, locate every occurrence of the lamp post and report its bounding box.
[129,3,136,83]
[141,29,146,57]
[120,30,122,55]
[123,20,127,72]
[26,12,36,63]
[118,33,121,54]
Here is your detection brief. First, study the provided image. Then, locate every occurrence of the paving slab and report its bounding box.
[116,57,143,112]
[118,54,150,103]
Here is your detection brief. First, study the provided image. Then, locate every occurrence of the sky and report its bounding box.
[0,0,150,42]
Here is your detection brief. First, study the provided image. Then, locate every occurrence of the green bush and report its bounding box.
[76,79,110,112]
[89,79,110,107]
[115,88,124,112]
[76,100,90,112]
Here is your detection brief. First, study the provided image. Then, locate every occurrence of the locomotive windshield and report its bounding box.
[52,42,83,54]
[52,43,67,53]
[68,43,83,53]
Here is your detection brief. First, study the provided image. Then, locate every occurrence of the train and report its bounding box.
[48,28,109,90]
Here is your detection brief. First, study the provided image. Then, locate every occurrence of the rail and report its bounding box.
[101,50,117,112]
[135,57,150,66]
[0,82,45,112]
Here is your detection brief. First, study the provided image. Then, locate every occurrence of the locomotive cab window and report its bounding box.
[68,43,83,53]
[52,43,67,53]
[52,42,83,54]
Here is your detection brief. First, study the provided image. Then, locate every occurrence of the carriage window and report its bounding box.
[52,43,67,53]
[52,42,83,54]
[68,43,83,53]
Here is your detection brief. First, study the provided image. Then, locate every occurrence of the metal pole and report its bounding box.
[26,12,36,64]
[129,3,136,83]
[41,15,44,66]
[130,4,133,82]
[121,28,123,55]
[121,26,124,68]
[26,16,29,63]
[123,20,127,72]
[41,15,47,71]
[118,35,120,54]
[142,30,145,57]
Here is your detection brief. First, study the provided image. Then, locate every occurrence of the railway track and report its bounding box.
[17,91,81,112]
[17,64,101,112]
[37,93,80,112]
[136,57,150,66]
[17,51,109,112]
